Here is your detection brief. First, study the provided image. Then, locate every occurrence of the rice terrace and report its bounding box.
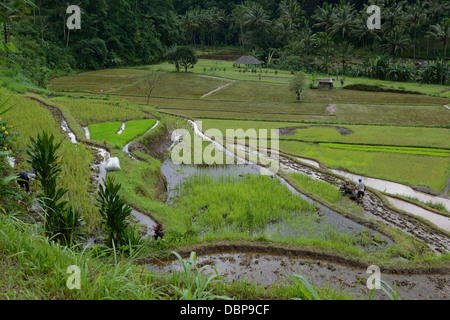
[1,0,450,306]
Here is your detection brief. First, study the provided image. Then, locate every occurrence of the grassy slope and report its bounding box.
[5,95,100,230]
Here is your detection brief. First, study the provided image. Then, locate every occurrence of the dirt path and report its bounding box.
[325,103,337,115]
[201,82,233,98]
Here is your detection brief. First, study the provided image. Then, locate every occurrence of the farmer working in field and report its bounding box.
[356,178,365,202]
[17,169,35,193]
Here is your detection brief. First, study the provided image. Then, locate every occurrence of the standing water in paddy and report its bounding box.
[157,121,393,249]
[57,114,158,238]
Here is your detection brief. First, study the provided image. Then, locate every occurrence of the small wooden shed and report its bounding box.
[234,55,262,68]
[317,78,334,90]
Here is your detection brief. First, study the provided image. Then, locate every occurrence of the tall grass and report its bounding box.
[168,251,232,300]
[0,214,165,299]
[174,174,316,233]
[6,95,99,231]
[288,172,342,203]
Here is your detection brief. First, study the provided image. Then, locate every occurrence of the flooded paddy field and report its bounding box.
[147,250,450,300]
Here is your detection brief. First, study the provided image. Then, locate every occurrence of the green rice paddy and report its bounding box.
[88,119,157,147]
[320,143,450,157]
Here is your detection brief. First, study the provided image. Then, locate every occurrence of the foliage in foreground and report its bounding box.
[96,176,135,248]
[25,131,83,244]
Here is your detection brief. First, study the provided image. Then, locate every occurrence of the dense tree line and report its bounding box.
[178,0,449,83]
[1,0,449,86]
[1,0,182,85]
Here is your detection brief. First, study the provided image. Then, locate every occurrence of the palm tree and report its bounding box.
[330,1,357,41]
[382,26,410,59]
[1,0,35,66]
[313,2,336,75]
[275,18,294,45]
[352,7,382,52]
[338,43,354,75]
[427,18,450,84]
[180,11,196,46]
[298,23,317,57]
[316,31,336,75]
[232,3,250,51]
[406,0,427,79]
[1,0,35,42]
[275,0,304,46]
[284,22,316,59]
[242,2,272,50]
[209,8,226,48]
[278,0,305,29]
[181,9,200,46]
[382,0,405,36]
[425,0,449,24]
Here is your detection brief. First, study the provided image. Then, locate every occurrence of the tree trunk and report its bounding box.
[413,26,417,81]
[441,39,447,85]
[66,28,70,47]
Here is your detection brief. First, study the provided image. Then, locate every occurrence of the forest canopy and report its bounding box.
[1,0,449,86]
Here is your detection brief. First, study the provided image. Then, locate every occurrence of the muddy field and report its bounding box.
[278,156,450,254]
[146,250,450,300]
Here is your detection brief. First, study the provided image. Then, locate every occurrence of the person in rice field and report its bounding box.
[17,169,35,193]
[356,178,365,203]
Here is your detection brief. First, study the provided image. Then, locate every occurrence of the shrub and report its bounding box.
[0,97,15,152]
[75,38,108,70]
[418,59,450,84]
[289,71,309,100]
[96,176,133,247]
[387,61,414,82]
[25,131,83,244]
[364,55,391,80]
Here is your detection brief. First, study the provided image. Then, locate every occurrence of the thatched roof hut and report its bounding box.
[234,55,262,67]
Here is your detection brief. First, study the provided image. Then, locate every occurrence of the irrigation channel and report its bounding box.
[33,97,450,299]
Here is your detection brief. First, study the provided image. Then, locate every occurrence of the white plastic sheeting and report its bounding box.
[105,157,121,171]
